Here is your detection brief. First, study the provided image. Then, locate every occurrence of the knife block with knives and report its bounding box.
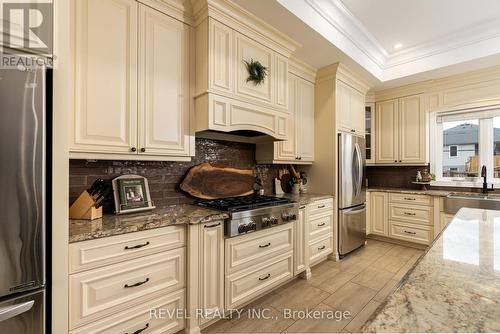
[69,190,103,220]
[69,178,110,220]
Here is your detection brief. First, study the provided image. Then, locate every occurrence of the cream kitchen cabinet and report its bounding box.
[337,79,365,135]
[194,17,296,140]
[68,226,186,333]
[71,0,193,161]
[375,95,427,164]
[256,71,315,164]
[368,191,435,245]
[294,205,308,276]
[369,192,388,236]
[186,221,225,330]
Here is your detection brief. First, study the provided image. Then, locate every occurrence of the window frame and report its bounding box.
[430,107,500,188]
[448,145,458,158]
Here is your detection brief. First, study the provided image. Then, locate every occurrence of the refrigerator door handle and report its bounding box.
[354,143,363,197]
[343,204,366,215]
[0,300,34,322]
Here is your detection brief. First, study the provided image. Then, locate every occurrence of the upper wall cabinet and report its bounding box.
[256,74,315,164]
[336,79,366,135]
[375,95,427,165]
[256,60,316,164]
[70,0,194,161]
[192,0,300,141]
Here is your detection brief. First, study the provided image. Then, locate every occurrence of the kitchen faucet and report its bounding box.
[481,165,494,194]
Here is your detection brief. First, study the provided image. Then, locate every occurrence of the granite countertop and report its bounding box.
[276,193,334,206]
[363,208,500,332]
[69,205,229,243]
[367,187,453,197]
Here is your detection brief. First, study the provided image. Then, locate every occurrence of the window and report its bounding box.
[448,145,458,158]
[431,107,500,186]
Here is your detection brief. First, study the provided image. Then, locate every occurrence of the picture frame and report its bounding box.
[112,175,155,215]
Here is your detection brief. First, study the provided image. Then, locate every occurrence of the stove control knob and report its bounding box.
[238,224,247,234]
[248,221,257,231]
[282,213,290,221]
[262,217,271,227]
[289,214,297,221]
[270,216,278,225]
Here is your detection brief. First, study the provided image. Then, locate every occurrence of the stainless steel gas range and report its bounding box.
[196,195,299,237]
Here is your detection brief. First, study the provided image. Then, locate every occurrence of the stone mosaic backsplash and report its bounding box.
[69,138,281,213]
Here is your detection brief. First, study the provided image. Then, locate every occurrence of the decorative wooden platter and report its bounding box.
[180,163,255,199]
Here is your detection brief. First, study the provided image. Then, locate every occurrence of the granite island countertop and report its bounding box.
[363,208,500,332]
[69,204,229,243]
[276,193,334,206]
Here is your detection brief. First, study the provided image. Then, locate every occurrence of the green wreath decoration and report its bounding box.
[243,59,268,85]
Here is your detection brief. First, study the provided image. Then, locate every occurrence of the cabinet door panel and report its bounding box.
[73,0,138,153]
[275,55,289,109]
[336,80,352,133]
[375,99,398,163]
[297,78,315,161]
[276,75,296,160]
[399,95,426,163]
[210,19,233,93]
[235,33,272,103]
[294,208,307,275]
[199,223,224,325]
[370,192,388,236]
[351,88,365,134]
[138,5,191,156]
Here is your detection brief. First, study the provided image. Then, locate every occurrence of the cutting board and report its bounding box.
[180,163,255,199]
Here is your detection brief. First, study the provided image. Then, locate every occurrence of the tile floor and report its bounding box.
[202,239,423,334]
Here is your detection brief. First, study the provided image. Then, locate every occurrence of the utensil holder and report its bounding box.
[69,190,103,220]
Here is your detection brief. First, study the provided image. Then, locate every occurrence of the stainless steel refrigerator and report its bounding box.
[0,63,46,333]
[338,132,366,256]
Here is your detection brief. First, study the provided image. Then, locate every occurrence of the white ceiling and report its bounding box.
[232,0,500,90]
[341,0,500,54]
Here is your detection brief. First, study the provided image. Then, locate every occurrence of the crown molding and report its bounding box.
[278,0,500,83]
[191,0,301,56]
[289,56,316,83]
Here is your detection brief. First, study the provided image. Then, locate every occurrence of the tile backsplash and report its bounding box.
[69,138,280,213]
[366,165,429,189]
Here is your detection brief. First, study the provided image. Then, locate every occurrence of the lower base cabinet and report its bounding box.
[68,226,186,333]
[70,290,185,334]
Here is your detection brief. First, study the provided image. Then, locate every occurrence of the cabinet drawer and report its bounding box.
[69,226,185,273]
[69,248,185,329]
[389,193,432,206]
[70,289,185,334]
[390,222,432,245]
[309,214,333,241]
[225,224,293,274]
[308,198,334,216]
[225,252,293,309]
[309,236,333,264]
[389,204,433,225]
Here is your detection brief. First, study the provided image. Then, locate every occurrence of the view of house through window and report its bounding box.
[494,117,500,178]
[442,120,479,178]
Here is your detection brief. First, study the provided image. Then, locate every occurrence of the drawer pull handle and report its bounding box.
[126,323,149,334]
[404,197,416,201]
[318,205,326,208]
[317,223,326,227]
[124,241,150,250]
[259,274,271,281]
[259,242,271,248]
[204,222,221,228]
[124,278,149,288]
[299,205,306,209]
[404,230,417,235]
[318,245,326,250]
[404,212,416,216]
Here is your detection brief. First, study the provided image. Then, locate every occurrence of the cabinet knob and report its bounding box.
[351,129,355,132]
[394,160,397,162]
[399,160,402,162]
[131,147,137,152]
[141,148,146,153]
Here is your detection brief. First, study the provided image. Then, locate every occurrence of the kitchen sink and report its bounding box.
[444,193,500,214]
